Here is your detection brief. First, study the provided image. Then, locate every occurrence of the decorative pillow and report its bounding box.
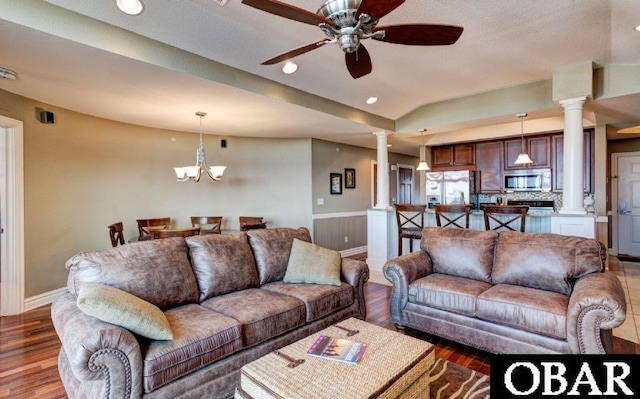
[247,227,313,284]
[283,238,342,286]
[77,282,173,340]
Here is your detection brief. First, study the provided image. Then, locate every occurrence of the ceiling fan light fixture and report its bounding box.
[117,0,144,15]
[282,61,298,74]
[366,96,378,105]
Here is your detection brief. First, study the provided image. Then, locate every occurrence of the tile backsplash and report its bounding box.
[472,192,595,212]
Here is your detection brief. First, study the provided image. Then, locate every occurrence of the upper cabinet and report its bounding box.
[475,141,504,193]
[552,130,593,193]
[431,143,475,170]
[504,136,551,170]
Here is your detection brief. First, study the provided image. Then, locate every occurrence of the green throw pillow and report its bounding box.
[77,282,174,340]
[283,238,341,286]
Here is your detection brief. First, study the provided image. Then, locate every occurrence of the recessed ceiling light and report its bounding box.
[635,25,640,32]
[117,0,144,15]
[366,97,378,105]
[0,67,18,80]
[282,61,298,75]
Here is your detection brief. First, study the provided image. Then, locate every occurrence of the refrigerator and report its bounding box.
[425,170,474,208]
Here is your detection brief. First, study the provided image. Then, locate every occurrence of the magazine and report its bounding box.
[306,335,367,364]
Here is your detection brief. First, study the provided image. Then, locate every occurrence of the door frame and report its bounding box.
[0,115,25,316]
[610,151,640,256]
[396,163,415,204]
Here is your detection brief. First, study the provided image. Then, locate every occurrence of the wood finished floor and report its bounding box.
[1,282,639,398]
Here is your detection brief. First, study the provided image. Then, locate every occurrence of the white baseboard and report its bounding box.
[340,245,367,257]
[24,287,66,312]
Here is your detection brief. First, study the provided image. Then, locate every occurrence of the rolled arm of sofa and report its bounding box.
[382,251,432,323]
[341,258,370,320]
[567,272,627,354]
[52,293,144,399]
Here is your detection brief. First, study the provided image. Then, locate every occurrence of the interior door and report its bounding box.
[617,155,640,256]
[398,167,413,204]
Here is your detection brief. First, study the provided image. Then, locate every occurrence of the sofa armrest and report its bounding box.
[382,251,433,324]
[52,292,144,399]
[341,258,370,320]
[566,272,626,354]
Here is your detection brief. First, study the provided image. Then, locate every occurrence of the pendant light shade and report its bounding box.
[416,128,430,171]
[514,113,533,165]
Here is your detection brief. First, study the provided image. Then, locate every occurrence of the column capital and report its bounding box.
[373,130,390,138]
[559,96,587,110]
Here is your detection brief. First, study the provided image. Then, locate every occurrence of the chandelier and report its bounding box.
[174,112,226,182]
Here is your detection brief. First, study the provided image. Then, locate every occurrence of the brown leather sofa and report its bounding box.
[383,227,626,354]
[52,227,369,399]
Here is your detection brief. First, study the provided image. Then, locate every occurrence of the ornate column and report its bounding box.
[559,96,587,214]
[374,130,392,210]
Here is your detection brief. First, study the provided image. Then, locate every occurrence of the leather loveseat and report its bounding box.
[383,227,626,354]
[52,227,369,399]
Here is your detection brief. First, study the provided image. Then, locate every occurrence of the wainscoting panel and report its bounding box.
[313,213,367,251]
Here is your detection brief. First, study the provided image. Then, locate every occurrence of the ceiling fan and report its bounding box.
[241,0,463,79]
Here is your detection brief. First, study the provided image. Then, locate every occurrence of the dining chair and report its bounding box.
[394,204,427,256]
[239,216,267,231]
[107,221,125,247]
[151,227,201,240]
[482,205,529,232]
[191,216,223,235]
[136,217,171,241]
[434,204,473,229]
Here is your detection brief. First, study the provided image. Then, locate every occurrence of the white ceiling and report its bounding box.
[1,0,639,155]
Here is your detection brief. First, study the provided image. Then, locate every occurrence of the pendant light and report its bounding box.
[174,112,227,182]
[416,128,430,171]
[514,113,533,165]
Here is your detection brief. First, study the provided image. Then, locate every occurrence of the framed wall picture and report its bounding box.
[345,168,356,189]
[330,173,342,195]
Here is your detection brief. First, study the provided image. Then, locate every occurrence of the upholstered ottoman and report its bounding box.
[235,318,434,399]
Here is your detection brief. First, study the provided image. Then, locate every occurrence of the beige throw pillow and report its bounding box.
[284,238,341,286]
[77,282,174,340]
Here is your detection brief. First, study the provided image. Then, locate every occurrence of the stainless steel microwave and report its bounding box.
[504,168,551,192]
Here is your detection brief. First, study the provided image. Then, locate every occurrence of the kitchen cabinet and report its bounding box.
[431,143,475,169]
[504,136,550,170]
[552,130,593,193]
[475,141,503,193]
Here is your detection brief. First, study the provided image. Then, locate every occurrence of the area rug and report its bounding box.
[429,358,490,399]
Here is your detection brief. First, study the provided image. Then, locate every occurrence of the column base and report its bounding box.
[558,208,587,215]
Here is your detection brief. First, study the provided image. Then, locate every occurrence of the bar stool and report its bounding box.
[482,205,529,232]
[394,204,426,256]
[434,204,472,229]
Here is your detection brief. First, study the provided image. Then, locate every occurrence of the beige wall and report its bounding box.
[1,89,313,297]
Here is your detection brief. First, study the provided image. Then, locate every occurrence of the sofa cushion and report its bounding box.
[77,282,173,340]
[66,237,199,310]
[492,232,605,295]
[420,227,498,283]
[142,304,242,393]
[185,232,259,301]
[262,281,354,322]
[283,238,342,286]
[408,273,492,317]
[476,284,569,339]
[247,227,312,285]
[201,288,306,347]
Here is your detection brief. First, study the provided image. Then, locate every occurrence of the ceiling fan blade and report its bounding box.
[261,39,330,65]
[373,24,463,45]
[356,0,405,20]
[345,45,372,79]
[242,0,334,26]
